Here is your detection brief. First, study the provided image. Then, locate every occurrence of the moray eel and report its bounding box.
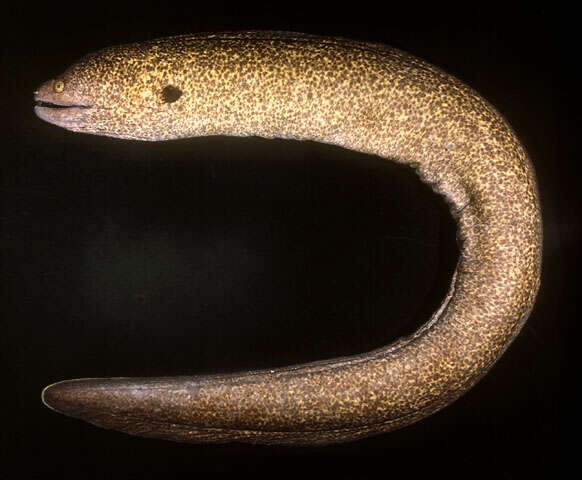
[34,31,542,445]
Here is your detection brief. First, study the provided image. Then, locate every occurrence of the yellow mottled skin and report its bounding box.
[35,31,542,445]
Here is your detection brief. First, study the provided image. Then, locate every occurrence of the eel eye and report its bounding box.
[161,85,182,103]
[53,80,65,93]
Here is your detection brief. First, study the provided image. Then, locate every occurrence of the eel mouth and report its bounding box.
[34,93,93,128]
[33,99,92,109]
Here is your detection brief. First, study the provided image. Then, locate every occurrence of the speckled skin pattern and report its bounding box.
[35,31,542,445]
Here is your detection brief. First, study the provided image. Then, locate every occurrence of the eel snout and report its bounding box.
[34,82,92,128]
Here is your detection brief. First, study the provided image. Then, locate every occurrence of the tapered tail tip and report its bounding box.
[41,378,115,418]
[42,379,80,414]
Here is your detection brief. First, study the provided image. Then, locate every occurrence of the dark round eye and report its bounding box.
[161,85,182,103]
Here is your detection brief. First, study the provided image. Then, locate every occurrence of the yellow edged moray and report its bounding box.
[34,31,542,445]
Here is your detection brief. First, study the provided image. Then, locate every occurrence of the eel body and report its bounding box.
[34,31,542,445]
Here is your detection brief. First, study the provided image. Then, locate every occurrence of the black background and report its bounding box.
[2,5,572,476]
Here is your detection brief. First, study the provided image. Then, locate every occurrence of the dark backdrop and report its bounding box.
[2,5,572,476]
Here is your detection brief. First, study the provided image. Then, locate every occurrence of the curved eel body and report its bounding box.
[34,31,542,445]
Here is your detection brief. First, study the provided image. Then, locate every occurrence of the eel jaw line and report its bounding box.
[33,99,92,109]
